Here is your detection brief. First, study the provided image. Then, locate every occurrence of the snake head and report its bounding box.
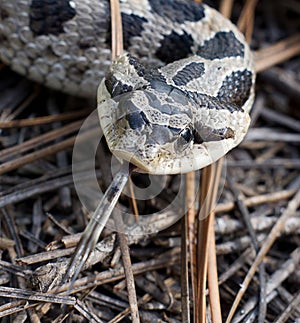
[97,77,196,174]
[97,54,250,175]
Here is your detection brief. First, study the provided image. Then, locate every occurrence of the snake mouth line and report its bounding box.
[111,150,152,173]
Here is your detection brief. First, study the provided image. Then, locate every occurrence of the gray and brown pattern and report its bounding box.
[0,0,255,174]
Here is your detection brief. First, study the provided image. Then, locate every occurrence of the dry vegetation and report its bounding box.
[0,0,299,322]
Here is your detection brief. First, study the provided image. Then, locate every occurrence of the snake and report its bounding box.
[0,0,255,175]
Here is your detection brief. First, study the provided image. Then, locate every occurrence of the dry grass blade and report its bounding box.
[110,0,123,58]
[128,178,139,221]
[255,34,300,72]
[237,0,258,42]
[184,172,195,322]
[195,165,212,323]
[193,0,258,321]
[206,161,223,323]
[181,214,190,323]
[109,1,139,321]
[219,0,234,19]
[196,159,223,323]
[207,211,222,323]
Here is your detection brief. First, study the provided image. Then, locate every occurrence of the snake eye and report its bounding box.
[180,126,193,143]
[174,125,194,153]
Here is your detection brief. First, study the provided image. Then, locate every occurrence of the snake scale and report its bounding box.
[0,0,255,174]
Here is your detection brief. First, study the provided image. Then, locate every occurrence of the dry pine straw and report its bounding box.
[0,0,300,322]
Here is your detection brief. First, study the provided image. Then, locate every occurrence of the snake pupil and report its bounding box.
[180,127,193,143]
[192,129,204,144]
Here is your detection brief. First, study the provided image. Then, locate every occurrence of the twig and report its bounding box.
[207,159,223,323]
[56,250,180,294]
[115,211,140,322]
[0,286,76,306]
[259,68,300,103]
[0,109,89,128]
[225,188,300,323]
[62,163,131,283]
[274,292,300,323]
[47,97,72,209]
[233,247,300,322]
[227,158,300,169]
[0,119,84,160]
[227,175,267,323]
[215,187,298,214]
[259,105,300,132]
[245,128,300,142]
[196,159,223,323]
[0,127,99,175]
[0,171,98,208]
[74,300,103,323]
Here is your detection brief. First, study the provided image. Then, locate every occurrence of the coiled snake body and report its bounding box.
[0,0,255,174]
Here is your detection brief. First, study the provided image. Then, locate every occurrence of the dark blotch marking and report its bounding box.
[128,56,146,77]
[122,13,147,49]
[197,31,244,59]
[144,68,167,87]
[148,0,205,23]
[29,0,76,36]
[105,73,133,98]
[188,92,238,113]
[189,68,253,113]
[127,57,168,91]
[217,69,253,108]
[156,31,193,63]
[126,111,150,130]
[172,62,205,86]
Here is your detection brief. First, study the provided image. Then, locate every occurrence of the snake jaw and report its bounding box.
[97,58,252,175]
